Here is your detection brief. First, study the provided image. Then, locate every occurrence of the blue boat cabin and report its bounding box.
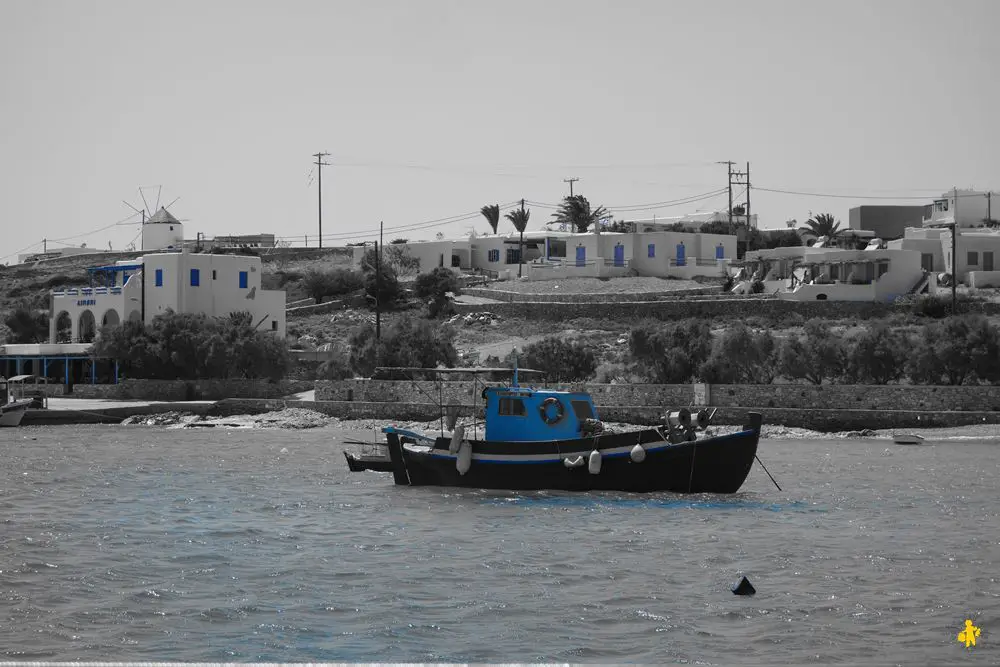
[483,386,599,442]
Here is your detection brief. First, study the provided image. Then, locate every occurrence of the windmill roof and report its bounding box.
[146,207,180,224]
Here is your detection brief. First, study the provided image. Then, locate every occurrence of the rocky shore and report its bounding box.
[118,409,1000,441]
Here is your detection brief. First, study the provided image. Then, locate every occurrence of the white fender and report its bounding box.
[630,444,646,463]
[456,440,472,475]
[588,449,602,474]
[449,423,465,454]
[564,455,585,468]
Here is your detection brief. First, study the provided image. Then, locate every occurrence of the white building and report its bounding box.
[622,210,758,232]
[49,251,286,343]
[922,189,998,228]
[142,207,185,251]
[352,227,736,281]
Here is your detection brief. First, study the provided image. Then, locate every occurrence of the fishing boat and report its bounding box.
[0,375,36,427]
[347,366,763,494]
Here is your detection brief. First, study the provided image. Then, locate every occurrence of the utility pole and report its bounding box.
[988,191,992,225]
[745,161,752,229]
[43,238,46,253]
[372,221,383,340]
[953,187,958,312]
[563,177,579,197]
[313,152,330,248]
[717,161,735,229]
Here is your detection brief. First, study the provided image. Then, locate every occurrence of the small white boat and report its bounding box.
[0,375,49,427]
[893,433,925,445]
[0,398,32,427]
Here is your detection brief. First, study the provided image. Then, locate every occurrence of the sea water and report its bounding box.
[1,426,998,664]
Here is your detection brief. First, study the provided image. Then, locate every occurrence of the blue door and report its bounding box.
[613,244,625,267]
[676,243,686,267]
[716,244,725,260]
[576,246,586,267]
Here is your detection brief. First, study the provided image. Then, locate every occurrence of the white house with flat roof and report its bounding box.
[353,226,736,281]
[49,251,286,343]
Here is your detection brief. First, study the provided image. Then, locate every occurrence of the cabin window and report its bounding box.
[239,271,248,288]
[155,269,163,287]
[968,251,979,266]
[498,397,526,416]
[190,268,200,286]
[571,400,595,420]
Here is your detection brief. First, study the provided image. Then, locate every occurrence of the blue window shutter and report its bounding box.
[716,244,725,260]
[155,269,163,287]
[648,244,655,258]
[190,268,200,286]
[239,271,248,289]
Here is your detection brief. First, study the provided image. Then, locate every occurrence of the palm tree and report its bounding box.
[505,206,531,277]
[798,213,843,245]
[551,195,607,233]
[480,204,500,235]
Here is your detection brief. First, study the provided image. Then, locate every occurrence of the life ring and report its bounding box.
[539,397,565,425]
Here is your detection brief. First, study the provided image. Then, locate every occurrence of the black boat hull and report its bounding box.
[384,416,761,494]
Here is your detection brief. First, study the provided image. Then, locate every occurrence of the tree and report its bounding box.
[504,206,531,277]
[798,213,843,245]
[777,319,847,384]
[2,304,48,343]
[845,322,907,384]
[361,247,402,308]
[414,267,461,317]
[699,324,777,384]
[348,316,458,377]
[627,320,712,383]
[522,336,597,382]
[301,268,364,303]
[907,315,1000,385]
[480,204,500,235]
[90,310,290,381]
[551,195,607,233]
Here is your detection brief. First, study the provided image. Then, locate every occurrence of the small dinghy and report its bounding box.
[893,433,925,445]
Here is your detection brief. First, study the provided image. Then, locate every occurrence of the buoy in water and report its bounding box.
[731,576,756,596]
[630,444,646,463]
[588,449,602,474]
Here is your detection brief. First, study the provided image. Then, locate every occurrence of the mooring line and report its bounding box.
[755,454,782,491]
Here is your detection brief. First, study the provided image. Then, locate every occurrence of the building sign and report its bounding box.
[76,299,96,307]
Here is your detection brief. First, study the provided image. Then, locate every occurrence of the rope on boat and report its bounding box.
[755,454,782,491]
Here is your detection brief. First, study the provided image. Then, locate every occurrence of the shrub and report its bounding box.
[627,320,711,383]
[845,322,907,384]
[91,310,290,381]
[316,356,353,380]
[301,268,364,304]
[777,318,847,384]
[699,323,776,384]
[522,336,597,382]
[348,316,457,377]
[906,315,1000,385]
[414,267,461,318]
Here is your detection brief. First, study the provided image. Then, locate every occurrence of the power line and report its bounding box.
[755,187,985,200]
[0,240,44,264]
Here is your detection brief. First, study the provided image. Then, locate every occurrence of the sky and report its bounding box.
[2,0,998,261]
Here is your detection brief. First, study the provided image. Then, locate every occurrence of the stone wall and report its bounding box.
[460,286,721,303]
[453,298,1000,321]
[71,378,314,401]
[213,398,1000,431]
[316,380,1000,412]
